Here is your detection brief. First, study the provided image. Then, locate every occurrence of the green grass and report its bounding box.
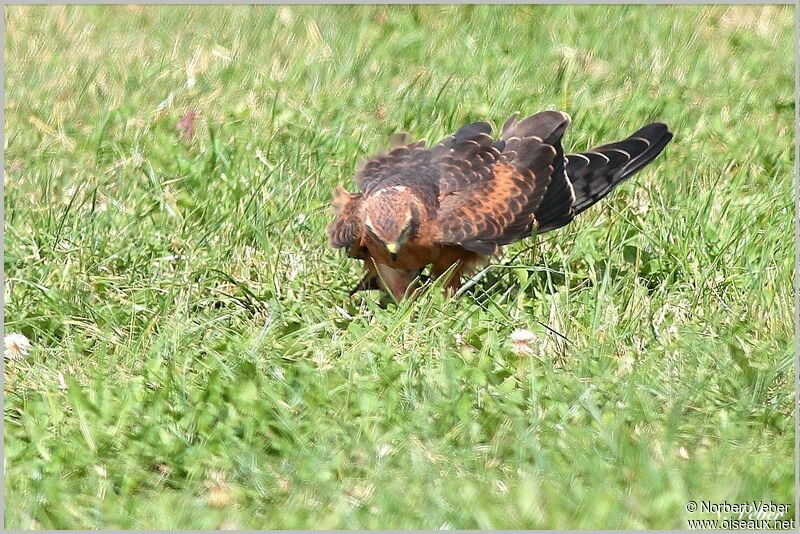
[3,5,794,529]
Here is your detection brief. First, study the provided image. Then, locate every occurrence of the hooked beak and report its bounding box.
[386,242,398,261]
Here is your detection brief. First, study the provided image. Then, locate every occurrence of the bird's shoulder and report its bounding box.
[327,185,364,249]
[355,141,433,194]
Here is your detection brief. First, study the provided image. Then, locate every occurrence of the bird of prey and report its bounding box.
[328,111,672,300]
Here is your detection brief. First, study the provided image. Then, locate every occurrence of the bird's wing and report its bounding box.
[350,113,570,255]
[434,112,570,255]
[327,185,362,249]
[432,121,500,197]
[355,122,499,200]
[354,140,431,196]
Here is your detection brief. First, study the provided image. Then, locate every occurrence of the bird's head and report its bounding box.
[363,187,419,261]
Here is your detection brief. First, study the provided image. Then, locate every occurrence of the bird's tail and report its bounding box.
[536,122,673,233]
[568,123,673,215]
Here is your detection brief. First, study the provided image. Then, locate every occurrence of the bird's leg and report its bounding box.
[349,260,418,300]
[376,263,417,301]
[348,259,380,295]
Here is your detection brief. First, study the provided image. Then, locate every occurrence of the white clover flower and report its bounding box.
[509,328,536,356]
[4,333,31,361]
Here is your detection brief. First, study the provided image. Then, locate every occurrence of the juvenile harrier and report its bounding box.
[328,111,672,300]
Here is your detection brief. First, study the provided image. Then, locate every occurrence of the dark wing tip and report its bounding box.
[452,121,493,143]
[501,110,571,144]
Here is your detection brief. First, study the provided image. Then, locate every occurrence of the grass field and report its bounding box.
[3,5,795,529]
